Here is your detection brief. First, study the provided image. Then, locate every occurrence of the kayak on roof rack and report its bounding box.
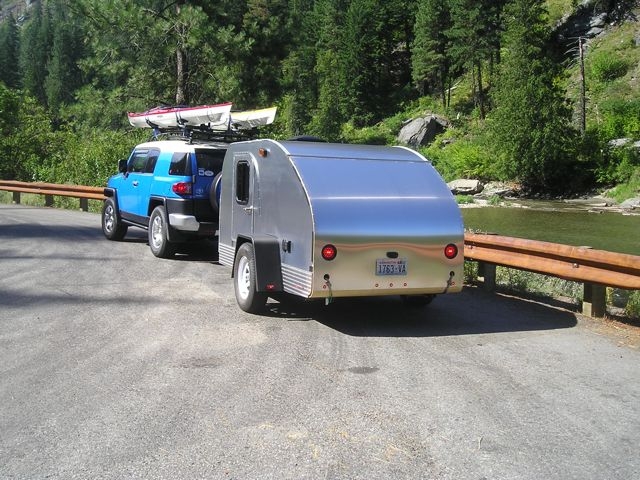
[127,103,277,132]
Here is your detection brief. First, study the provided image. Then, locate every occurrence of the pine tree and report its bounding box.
[0,14,20,88]
[447,0,505,118]
[44,3,84,118]
[411,0,453,107]
[19,2,51,104]
[490,0,576,192]
[340,0,391,126]
[307,0,347,140]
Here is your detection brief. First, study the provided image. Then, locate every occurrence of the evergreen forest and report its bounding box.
[0,0,638,198]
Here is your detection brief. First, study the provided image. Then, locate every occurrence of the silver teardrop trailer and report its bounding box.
[217,139,464,313]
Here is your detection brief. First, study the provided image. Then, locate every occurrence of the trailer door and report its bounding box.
[232,154,256,238]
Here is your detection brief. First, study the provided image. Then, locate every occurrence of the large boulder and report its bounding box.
[448,179,484,195]
[397,115,449,148]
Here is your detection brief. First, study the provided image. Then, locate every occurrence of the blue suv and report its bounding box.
[102,139,226,257]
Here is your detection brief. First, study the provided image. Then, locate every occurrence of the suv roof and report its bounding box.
[134,139,230,151]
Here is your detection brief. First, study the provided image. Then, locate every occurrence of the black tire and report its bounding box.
[208,172,223,216]
[148,205,175,258]
[401,294,436,308]
[101,198,128,241]
[233,243,267,313]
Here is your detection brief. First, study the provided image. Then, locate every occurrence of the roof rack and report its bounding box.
[127,104,278,144]
[149,123,259,144]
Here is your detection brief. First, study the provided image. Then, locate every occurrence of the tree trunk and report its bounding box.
[175,3,186,105]
[476,62,485,119]
[176,46,186,105]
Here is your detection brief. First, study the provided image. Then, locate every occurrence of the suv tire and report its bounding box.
[148,205,175,258]
[102,198,128,240]
[234,243,267,313]
[208,172,223,216]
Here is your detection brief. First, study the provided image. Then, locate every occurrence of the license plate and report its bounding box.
[376,258,407,276]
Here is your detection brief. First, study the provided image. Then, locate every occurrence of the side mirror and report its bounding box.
[118,159,127,173]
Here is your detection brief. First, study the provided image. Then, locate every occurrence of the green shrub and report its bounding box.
[423,134,496,182]
[589,52,629,82]
[626,291,640,319]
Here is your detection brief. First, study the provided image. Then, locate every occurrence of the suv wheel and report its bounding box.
[102,198,128,240]
[234,243,267,313]
[148,206,175,258]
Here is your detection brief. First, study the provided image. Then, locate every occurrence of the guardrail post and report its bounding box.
[79,198,88,212]
[583,283,606,318]
[12,191,20,204]
[44,194,54,207]
[478,261,496,292]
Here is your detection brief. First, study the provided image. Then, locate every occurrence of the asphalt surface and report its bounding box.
[1,203,639,480]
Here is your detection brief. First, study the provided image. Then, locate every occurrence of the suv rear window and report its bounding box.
[195,149,225,177]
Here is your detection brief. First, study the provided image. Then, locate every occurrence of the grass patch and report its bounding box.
[0,191,103,213]
[606,167,640,203]
[456,195,475,204]
[495,267,583,305]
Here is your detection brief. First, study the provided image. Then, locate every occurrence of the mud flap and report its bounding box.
[251,235,284,293]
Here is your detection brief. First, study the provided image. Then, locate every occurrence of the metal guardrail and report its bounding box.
[465,233,640,290]
[0,180,104,211]
[1,180,638,317]
[465,233,640,317]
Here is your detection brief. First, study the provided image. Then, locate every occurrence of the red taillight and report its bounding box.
[321,244,337,261]
[444,243,458,259]
[172,182,192,195]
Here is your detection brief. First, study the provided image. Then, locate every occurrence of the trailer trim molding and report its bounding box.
[218,242,235,268]
[282,263,313,298]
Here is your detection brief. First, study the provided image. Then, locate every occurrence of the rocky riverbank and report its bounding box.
[447,179,640,215]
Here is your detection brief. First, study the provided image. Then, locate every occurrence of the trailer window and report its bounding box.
[235,161,250,204]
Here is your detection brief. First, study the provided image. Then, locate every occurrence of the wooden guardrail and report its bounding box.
[1,180,638,317]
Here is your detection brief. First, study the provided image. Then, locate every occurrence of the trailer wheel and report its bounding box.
[148,206,175,258]
[234,243,267,313]
[101,198,128,240]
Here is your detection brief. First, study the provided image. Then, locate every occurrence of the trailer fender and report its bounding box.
[242,235,284,293]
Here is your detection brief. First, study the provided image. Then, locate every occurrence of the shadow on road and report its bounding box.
[263,287,578,338]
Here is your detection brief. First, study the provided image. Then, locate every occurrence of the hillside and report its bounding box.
[0,0,638,200]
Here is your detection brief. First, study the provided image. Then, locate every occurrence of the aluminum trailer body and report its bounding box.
[217,139,464,312]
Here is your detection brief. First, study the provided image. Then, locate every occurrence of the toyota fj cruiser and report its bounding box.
[102,139,226,257]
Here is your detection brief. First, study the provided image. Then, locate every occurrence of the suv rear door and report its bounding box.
[192,148,226,221]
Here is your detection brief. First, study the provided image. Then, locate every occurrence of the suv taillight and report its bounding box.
[172,182,192,195]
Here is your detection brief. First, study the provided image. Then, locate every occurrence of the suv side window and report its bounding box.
[128,150,149,173]
[169,152,192,176]
[128,148,160,174]
[145,151,160,173]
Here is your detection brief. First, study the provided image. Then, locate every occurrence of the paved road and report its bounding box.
[1,203,639,479]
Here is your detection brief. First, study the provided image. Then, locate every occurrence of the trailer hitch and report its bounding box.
[323,274,333,305]
[442,271,456,294]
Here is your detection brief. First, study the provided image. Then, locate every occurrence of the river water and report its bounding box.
[461,200,640,256]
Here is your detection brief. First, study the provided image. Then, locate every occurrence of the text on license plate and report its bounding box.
[376,258,407,276]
